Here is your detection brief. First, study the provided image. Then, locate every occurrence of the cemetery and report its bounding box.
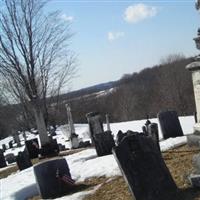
[1,0,200,200]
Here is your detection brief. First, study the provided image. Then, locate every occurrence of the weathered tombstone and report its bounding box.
[0,150,7,168]
[13,133,21,147]
[8,141,13,149]
[106,114,111,131]
[2,144,6,152]
[112,134,177,200]
[116,130,124,145]
[158,110,184,139]
[34,158,75,199]
[66,104,79,149]
[22,132,27,142]
[25,138,39,159]
[86,112,115,156]
[40,138,59,157]
[5,153,16,164]
[148,123,160,152]
[58,144,66,151]
[16,151,32,171]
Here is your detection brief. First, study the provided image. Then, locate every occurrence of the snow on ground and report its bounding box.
[0,115,196,200]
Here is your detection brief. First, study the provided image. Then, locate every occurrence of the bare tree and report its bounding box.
[0,0,76,146]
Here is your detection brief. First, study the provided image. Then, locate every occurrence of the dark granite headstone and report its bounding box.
[40,139,59,157]
[158,110,184,139]
[34,158,75,199]
[112,133,178,200]
[16,151,32,170]
[5,153,16,164]
[25,138,39,159]
[0,150,7,168]
[8,141,13,149]
[2,144,6,152]
[86,112,115,156]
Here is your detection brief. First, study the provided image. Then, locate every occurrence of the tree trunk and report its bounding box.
[33,106,50,146]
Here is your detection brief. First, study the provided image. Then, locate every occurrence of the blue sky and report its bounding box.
[47,0,200,90]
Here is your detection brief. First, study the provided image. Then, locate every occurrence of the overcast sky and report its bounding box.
[47,0,200,91]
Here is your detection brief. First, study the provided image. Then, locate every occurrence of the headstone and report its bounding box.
[112,133,177,200]
[189,174,200,187]
[5,153,16,164]
[34,158,75,199]
[8,141,13,149]
[2,144,6,152]
[106,114,111,131]
[86,112,115,156]
[58,144,66,151]
[66,104,79,149]
[25,138,40,159]
[158,110,184,139]
[16,151,32,170]
[148,123,160,151]
[0,150,7,168]
[40,138,59,157]
[13,134,21,147]
[186,62,200,134]
[22,132,27,142]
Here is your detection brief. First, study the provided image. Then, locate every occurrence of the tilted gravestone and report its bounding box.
[8,141,13,149]
[5,153,16,164]
[13,134,21,147]
[34,158,75,199]
[86,112,115,156]
[158,110,184,139]
[113,133,178,200]
[2,144,6,152]
[25,138,40,159]
[0,149,7,168]
[148,123,160,152]
[16,151,32,171]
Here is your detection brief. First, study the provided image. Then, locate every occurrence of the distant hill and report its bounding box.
[59,81,118,101]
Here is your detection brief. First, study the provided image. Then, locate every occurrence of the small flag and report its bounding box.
[56,168,75,186]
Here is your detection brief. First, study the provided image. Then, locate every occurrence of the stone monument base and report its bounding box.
[194,123,200,134]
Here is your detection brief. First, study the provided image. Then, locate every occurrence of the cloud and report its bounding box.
[60,14,74,22]
[124,3,157,23]
[108,31,125,41]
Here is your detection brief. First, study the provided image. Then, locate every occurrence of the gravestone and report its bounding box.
[113,133,177,200]
[86,112,115,156]
[2,144,6,152]
[148,123,160,152]
[34,158,75,199]
[5,153,16,164]
[40,138,59,157]
[106,114,111,131]
[16,151,32,170]
[8,141,13,149]
[158,110,183,139]
[13,134,21,147]
[66,104,79,149]
[187,62,200,134]
[0,150,7,168]
[25,138,40,159]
